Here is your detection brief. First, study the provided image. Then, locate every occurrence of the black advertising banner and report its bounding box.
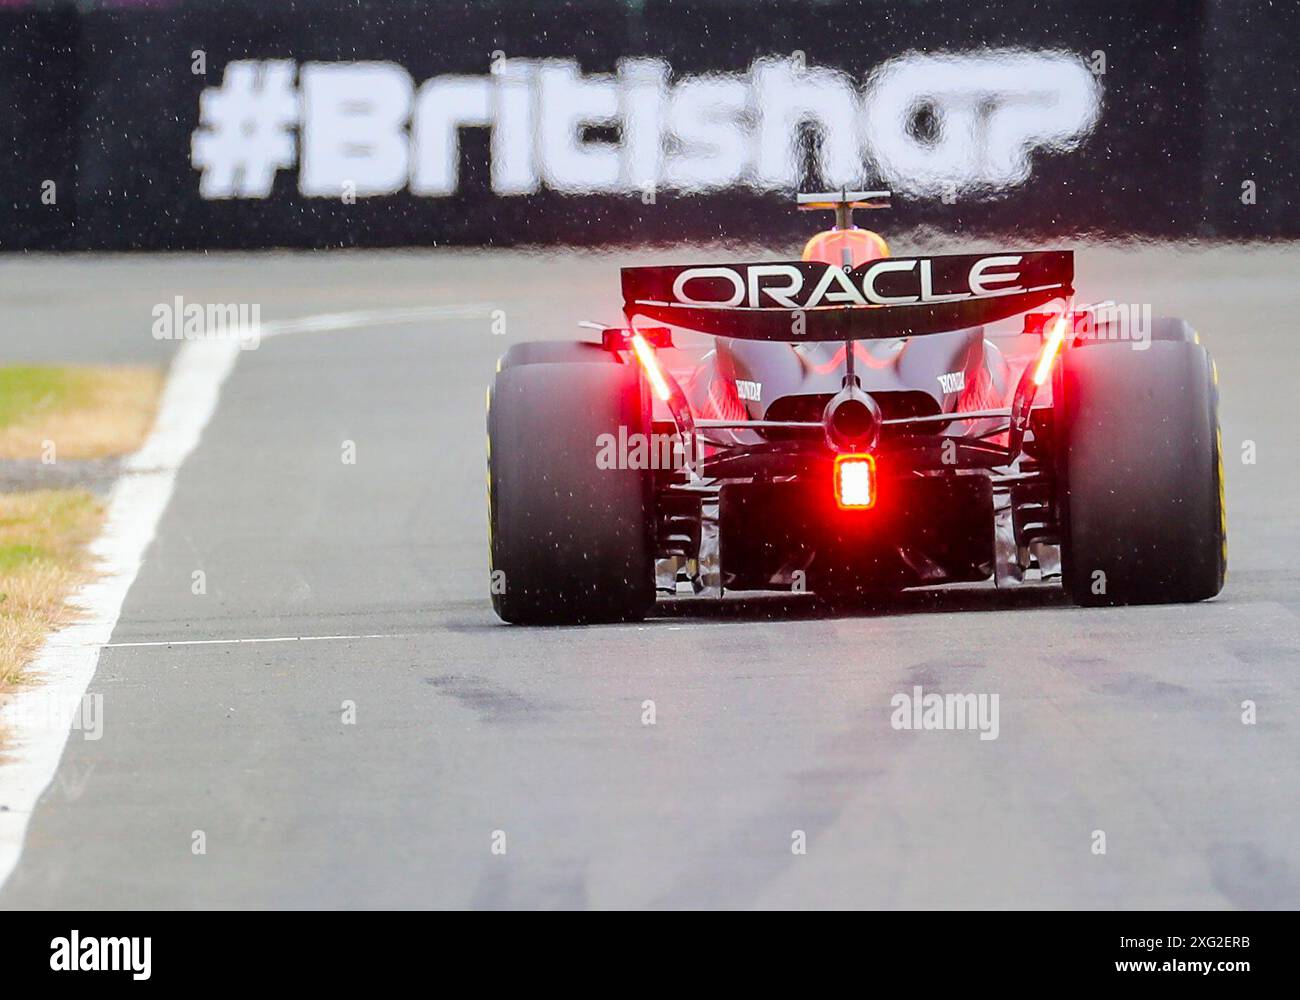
[2,0,1297,251]
[0,5,81,250]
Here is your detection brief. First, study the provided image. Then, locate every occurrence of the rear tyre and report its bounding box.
[1146,316,1199,344]
[1057,337,1226,606]
[496,340,612,371]
[488,361,655,624]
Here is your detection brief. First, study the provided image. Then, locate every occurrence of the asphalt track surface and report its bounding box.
[0,242,1297,910]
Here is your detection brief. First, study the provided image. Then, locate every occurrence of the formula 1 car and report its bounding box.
[487,191,1226,624]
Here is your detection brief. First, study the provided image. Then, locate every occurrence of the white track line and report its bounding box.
[103,633,414,649]
[259,305,486,340]
[0,303,483,892]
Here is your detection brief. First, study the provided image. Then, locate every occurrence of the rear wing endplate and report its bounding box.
[621,251,1073,342]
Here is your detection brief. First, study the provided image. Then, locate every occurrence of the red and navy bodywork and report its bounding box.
[488,189,1225,623]
[611,196,1077,596]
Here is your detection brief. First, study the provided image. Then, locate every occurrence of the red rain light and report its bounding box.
[834,453,876,510]
[1032,312,1069,386]
[630,332,672,402]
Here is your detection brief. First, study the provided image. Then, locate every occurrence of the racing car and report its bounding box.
[487,191,1226,624]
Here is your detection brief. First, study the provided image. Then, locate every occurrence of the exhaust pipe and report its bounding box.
[822,384,882,453]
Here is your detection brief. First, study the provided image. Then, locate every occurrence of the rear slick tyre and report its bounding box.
[1057,339,1226,606]
[488,361,655,624]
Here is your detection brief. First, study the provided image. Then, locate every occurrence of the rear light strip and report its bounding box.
[834,453,877,510]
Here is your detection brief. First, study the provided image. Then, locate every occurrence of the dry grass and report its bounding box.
[0,490,105,692]
[0,366,164,460]
[0,364,162,720]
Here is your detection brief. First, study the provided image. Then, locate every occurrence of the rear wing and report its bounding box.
[621,251,1073,342]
